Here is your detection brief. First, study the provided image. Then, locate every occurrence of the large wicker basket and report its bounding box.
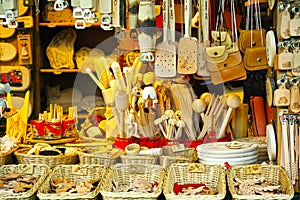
[227,164,294,200]
[37,164,107,200]
[14,147,79,168]
[163,163,226,200]
[0,164,50,200]
[0,145,19,165]
[100,163,165,200]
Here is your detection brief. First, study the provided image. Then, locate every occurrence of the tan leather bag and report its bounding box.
[244,47,269,71]
[239,29,266,53]
[207,51,246,84]
[205,45,228,64]
[211,31,232,49]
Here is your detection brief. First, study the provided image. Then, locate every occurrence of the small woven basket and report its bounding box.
[159,147,196,168]
[227,164,294,200]
[38,164,107,200]
[14,147,79,168]
[79,152,118,166]
[0,145,19,165]
[100,163,165,200]
[120,155,158,165]
[0,164,50,200]
[163,163,226,200]
[162,146,195,156]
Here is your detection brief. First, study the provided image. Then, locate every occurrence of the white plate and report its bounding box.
[197,149,259,159]
[199,154,258,163]
[11,96,32,117]
[196,142,258,155]
[266,30,276,67]
[199,158,258,167]
[266,124,277,161]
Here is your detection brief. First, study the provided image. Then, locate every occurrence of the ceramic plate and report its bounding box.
[197,149,259,159]
[196,142,258,155]
[266,124,277,161]
[199,154,258,163]
[11,96,32,117]
[199,158,258,167]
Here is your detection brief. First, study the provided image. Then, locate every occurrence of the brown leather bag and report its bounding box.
[243,46,268,71]
[239,29,266,53]
[207,51,246,84]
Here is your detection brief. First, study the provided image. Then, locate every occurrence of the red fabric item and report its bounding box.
[31,120,45,136]
[114,136,170,150]
[156,7,163,28]
[44,122,62,135]
[173,182,209,195]
[184,131,231,148]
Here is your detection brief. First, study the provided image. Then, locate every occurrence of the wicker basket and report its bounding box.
[0,164,50,200]
[38,164,107,200]
[120,155,158,165]
[159,147,196,168]
[162,146,195,157]
[0,145,19,165]
[65,142,113,153]
[14,147,79,168]
[227,164,294,200]
[79,152,118,166]
[100,163,165,200]
[163,163,226,200]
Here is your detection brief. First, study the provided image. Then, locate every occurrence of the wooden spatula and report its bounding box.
[177,0,197,74]
[154,0,177,78]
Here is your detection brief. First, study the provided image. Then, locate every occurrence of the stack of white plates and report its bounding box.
[196,142,259,167]
[236,137,268,162]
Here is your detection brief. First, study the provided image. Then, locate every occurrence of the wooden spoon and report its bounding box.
[217,94,241,139]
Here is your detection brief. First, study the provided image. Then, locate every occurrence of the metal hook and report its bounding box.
[277,74,288,86]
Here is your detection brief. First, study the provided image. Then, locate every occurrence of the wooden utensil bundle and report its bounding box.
[192,93,241,140]
[279,112,300,185]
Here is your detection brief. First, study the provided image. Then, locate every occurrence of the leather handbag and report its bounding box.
[211,31,232,49]
[238,0,266,53]
[210,0,233,50]
[207,51,246,84]
[205,45,228,64]
[239,29,266,53]
[244,46,269,71]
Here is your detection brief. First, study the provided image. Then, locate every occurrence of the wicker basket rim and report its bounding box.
[0,145,20,156]
[14,148,78,158]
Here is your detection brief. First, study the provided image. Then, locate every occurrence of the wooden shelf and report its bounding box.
[40,69,80,73]
[39,22,101,28]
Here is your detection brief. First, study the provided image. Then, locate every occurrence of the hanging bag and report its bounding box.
[239,0,266,53]
[210,1,232,50]
[243,0,268,71]
[206,0,246,84]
